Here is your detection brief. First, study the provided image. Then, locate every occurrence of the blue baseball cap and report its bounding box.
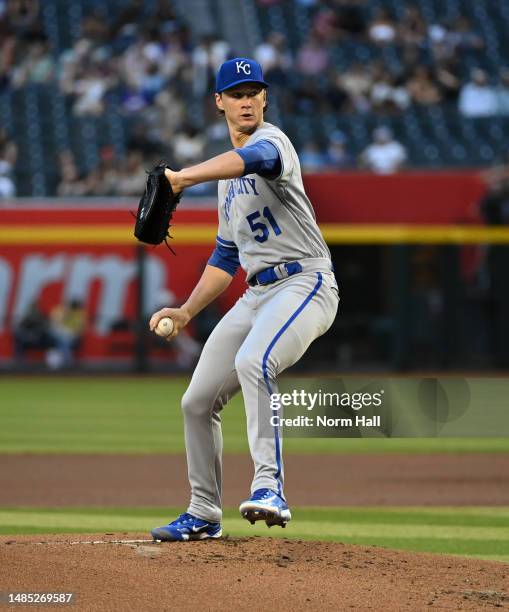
[215,58,269,93]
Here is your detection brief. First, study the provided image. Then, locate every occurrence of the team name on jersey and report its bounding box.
[224,177,259,221]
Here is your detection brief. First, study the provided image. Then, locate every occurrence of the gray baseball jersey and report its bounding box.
[181,122,339,524]
[216,121,331,280]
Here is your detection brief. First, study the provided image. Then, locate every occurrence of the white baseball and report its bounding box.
[155,317,174,337]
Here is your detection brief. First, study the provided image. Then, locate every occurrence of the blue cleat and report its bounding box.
[239,488,291,528]
[151,513,222,542]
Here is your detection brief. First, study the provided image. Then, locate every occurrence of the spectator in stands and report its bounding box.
[324,69,349,112]
[293,76,324,113]
[124,31,164,110]
[427,20,457,62]
[11,35,54,87]
[113,0,144,35]
[0,158,15,197]
[80,7,110,45]
[6,0,40,34]
[496,68,509,116]
[0,127,14,157]
[172,124,206,167]
[120,27,165,94]
[449,16,484,53]
[359,126,407,174]
[458,68,497,118]
[116,149,147,197]
[480,151,509,196]
[127,120,166,158]
[59,38,93,93]
[153,0,179,27]
[367,7,396,46]
[152,84,186,143]
[335,0,367,39]
[12,300,54,363]
[0,126,16,197]
[434,58,461,102]
[160,23,189,78]
[370,68,410,113]
[0,8,19,88]
[396,45,421,82]
[480,180,509,226]
[397,4,426,48]
[325,130,352,170]
[0,126,16,162]
[71,59,116,117]
[254,31,293,88]
[298,140,327,173]
[205,113,229,145]
[191,34,230,98]
[311,5,339,43]
[139,60,166,104]
[85,146,121,196]
[406,65,442,106]
[296,33,329,75]
[334,61,371,112]
[477,152,509,366]
[47,299,86,369]
[56,150,87,197]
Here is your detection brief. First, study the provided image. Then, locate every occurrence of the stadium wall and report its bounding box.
[0,172,488,361]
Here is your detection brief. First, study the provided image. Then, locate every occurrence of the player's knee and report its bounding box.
[182,385,221,418]
[181,388,208,418]
[234,352,259,379]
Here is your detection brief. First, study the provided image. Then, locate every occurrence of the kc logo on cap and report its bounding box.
[216,57,269,93]
[235,60,251,75]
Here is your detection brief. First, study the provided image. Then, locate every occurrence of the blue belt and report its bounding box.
[248,261,303,286]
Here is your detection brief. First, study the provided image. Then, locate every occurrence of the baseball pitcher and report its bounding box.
[150,58,339,541]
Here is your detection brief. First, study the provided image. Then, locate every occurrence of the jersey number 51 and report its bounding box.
[246,207,282,243]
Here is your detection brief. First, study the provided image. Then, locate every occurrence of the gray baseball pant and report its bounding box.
[183,270,339,523]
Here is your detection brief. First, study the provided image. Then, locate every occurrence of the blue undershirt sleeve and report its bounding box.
[235,140,282,179]
[207,240,240,277]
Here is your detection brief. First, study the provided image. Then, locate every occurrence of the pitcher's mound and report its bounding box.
[1,534,508,610]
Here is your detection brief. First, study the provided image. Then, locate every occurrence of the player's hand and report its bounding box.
[149,306,191,341]
[164,168,185,195]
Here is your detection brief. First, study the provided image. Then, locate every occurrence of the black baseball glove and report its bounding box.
[133,161,182,251]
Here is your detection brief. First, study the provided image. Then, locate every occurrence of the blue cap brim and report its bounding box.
[216,78,269,93]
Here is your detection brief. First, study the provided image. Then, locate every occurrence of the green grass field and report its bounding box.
[1,376,508,563]
[1,507,508,563]
[1,377,508,454]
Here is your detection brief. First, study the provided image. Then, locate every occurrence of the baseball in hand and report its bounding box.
[155,317,174,337]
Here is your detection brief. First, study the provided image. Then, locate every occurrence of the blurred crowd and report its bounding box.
[256,5,490,116]
[0,0,230,195]
[13,298,86,369]
[255,0,508,172]
[0,0,508,194]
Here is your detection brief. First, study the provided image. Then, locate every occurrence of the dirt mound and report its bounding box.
[1,534,508,611]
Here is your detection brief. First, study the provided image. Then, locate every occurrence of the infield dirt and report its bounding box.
[1,534,508,611]
[1,453,508,506]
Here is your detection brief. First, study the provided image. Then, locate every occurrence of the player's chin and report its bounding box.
[237,117,258,132]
